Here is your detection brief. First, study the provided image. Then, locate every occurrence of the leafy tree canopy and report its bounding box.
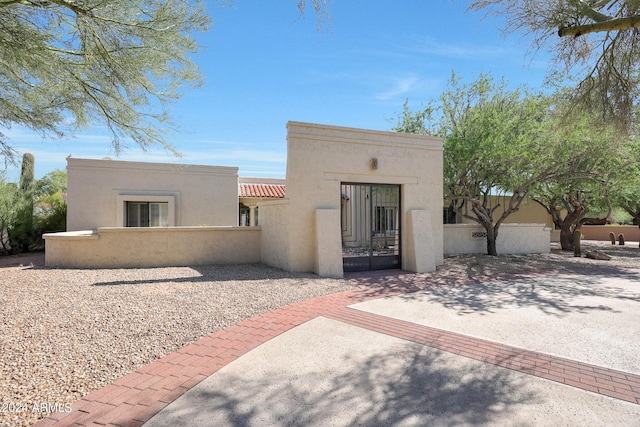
[35,169,67,198]
[610,138,640,227]
[395,73,559,255]
[529,90,634,250]
[0,0,210,160]
[394,72,631,255]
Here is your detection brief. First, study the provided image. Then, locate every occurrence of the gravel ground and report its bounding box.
[0,262,351,427]
[1,240,639,427]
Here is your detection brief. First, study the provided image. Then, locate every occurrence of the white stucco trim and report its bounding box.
[286,121,443,151]
[67,157,238,177]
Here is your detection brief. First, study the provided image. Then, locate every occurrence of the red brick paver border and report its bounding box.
[324,306,640,405]
[33,288,367,427]
[34,270,640,426]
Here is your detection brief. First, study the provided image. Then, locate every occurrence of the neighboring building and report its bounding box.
[444,196,556,229]
[238,178,286,226]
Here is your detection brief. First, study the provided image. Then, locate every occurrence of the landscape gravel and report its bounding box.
[0,262,351,427]
[1,240,638,426]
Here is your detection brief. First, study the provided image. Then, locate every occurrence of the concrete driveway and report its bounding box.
[143,272,640,426]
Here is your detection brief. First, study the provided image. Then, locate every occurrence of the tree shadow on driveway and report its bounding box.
[347,246,640,317]
[407,274,640,317]
[147,344,540,427]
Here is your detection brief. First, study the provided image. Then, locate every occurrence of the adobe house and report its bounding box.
[45,121,445,276]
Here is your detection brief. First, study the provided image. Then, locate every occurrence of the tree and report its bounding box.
[529,93,630,251]
[35,169,67,199]
[469,0,640,133]
[296,0,331,30]
[0,167,68,253]
[0,0,210,160]
[611,140,640,235]
[533,182,612,251]
[0,178,23,254]
[6,153,35,253]
[32,169,68,247]
[395,73,616,255]
[395,73,562,256]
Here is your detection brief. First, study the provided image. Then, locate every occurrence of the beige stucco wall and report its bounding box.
[66,158,239,230]
[404,209,436,272]
[43,227,261,268]
[259,199,291,271]
[580,225,640,242]
[454,197,555,228]
[259,121,443,276]
[444,224,551,255]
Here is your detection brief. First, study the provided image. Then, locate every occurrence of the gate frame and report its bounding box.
[341,182,402,272]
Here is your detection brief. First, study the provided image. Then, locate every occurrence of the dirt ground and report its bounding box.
[0,251,44,269]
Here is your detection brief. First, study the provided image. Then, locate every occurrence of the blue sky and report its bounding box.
[3,1,550,182]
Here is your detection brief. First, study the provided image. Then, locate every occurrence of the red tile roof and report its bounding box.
[239,183,286,198]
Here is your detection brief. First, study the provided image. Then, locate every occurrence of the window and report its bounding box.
[239,204,260,226]
[375,206,396,233]
[126,202,169,227]
[239,204,250,226]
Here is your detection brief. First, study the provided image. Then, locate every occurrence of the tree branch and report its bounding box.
[559,14,640,37]
[566,0,613,23]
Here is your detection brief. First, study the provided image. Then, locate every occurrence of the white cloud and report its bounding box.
[411,37,510,60]
[375,74,440,101]
[124,148,287,165]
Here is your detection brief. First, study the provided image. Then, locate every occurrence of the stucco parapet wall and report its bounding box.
[42,230,99,240]
[43,226,260,240]
[286,121,443,151]
[96,226,260,233]
[66,157,238,177]
[44,226,262,268]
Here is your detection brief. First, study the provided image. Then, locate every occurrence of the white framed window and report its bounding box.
[126,202,169,227]
[116,194,176,227]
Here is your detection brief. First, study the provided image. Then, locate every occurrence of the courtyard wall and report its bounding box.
[44,227,260,268]
[444,224,551,255]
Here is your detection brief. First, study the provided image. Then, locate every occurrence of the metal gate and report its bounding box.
[341,183,401,272]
